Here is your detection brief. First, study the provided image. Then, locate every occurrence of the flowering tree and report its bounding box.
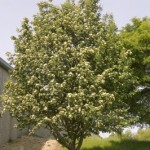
[2,0,137,150]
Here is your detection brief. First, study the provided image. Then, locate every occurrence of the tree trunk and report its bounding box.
[67,138,83,150]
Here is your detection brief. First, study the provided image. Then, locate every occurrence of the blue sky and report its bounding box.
[0,0,150,61]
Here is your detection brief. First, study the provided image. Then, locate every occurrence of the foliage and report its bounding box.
[1,0,137,150]
[135,128,150,141]
[120,17,150,125]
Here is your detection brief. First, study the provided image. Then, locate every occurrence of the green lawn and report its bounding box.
[61,129,150,150]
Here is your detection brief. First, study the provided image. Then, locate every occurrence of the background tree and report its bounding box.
[1,0,137,150]
[120,17,150,125]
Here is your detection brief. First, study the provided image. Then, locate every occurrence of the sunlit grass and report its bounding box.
[61,129,150,150]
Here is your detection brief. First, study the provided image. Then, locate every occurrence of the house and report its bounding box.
[0,57,26,146]
[0,57,51,146]
[0,57,13,97]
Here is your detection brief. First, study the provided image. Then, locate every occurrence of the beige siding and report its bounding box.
[0,66,28,146]
[0,66,11,145]
[0,64,51,146]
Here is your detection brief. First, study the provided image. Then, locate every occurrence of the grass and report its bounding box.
[61,129,150,150]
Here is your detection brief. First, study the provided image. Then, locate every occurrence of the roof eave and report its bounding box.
[0,57,13,71]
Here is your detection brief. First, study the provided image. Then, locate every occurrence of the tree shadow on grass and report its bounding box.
[82,147,102,150]
[82,140,150,150]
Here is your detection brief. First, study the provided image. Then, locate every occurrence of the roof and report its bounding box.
[0,57,13,71]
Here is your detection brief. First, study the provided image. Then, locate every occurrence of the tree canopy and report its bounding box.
[1,0,137,150]
[120,17,150,125]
